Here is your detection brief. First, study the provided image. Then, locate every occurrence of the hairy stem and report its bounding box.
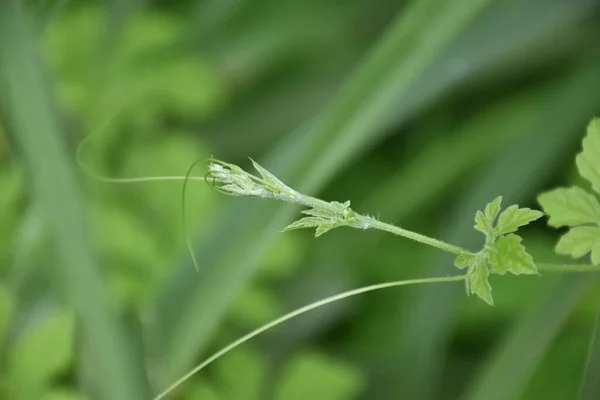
[152,274,468,400]
[360,216,470,255]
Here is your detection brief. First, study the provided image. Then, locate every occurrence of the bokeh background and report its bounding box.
[1,0,600,399]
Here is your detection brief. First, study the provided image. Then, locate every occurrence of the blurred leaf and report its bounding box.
[576,118,600,193]
[465,276,591,400]
[0,1,149,398]
[581,305,600,400]
[8,313,73,398]
[214,346,267,400]
[229,286,282,327]
[185,382,221,400]
[555,226,600,264]
[40,388,87,400]
[538,187,600,227]
[275,352,365,400]
[0,287,13,346]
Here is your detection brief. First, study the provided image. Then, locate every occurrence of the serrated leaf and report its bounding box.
[474,197,502,236]
[455,253,477,269]
[555,226,600,263]
[469,263,493,306]
[494,205,544,237]
[488,234,538,275]
[485,196,503,223]
[315,223,340,237]
[538,187,600,227]
[282,217,323,232]
[467,261,493,306]
[576,118,600,194]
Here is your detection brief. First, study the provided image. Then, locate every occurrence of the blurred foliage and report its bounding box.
[0,0,600,399]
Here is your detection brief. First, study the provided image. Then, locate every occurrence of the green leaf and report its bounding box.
[215,347,266,400]
[275,352,365,400]
[494,205,544,237]
[474,196,502,235]
[282,217,323,232]
[40,389,86,400]
[454,252,477,269]
[250,158,293,192]
[488,234,538,275]
[8,313,74,396]
[185,382,220,400]
[538,187,600,227]
[555,226,600,264]
[0,287,13,345]
[467,260,493,306]
[576,118,600,194]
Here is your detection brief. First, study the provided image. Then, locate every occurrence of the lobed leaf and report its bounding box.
[555,226,600,265]
[494,205,544,237]
[467,259,493,306]
[576,118,600,194]
[474,196,502,236]
[488,234,538,275]
[454,252,477,269]
[538,187,600,227]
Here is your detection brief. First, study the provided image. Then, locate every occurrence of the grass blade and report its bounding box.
[580,301,600,400]
[0,2,148,399]
[466,276,591,400]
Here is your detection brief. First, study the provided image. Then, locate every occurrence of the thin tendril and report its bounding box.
[182,158,213,273]
[152,274,468,400]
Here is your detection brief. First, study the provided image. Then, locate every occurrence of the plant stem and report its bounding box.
[152,274,468,400]
[360,216,470,255]
[538,263,600,273]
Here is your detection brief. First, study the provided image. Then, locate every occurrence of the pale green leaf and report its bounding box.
[8,313,74,396]
[488,234,538,275]
[485,196,503,224]
[474,196,502,235]
[576,118,600,194]
[494,205,544,237]
[282,217,323,232]
[454,253,477,269]
[474,211,489,235]
[250,158,292,192]
[555,226,600,262]
[315,223,340,237]
[537,187,600,227]
[467,261,493,306]
[275,352,365,400]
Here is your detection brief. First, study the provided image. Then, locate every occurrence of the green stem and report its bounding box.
[361,216,470,255]
[152,274,467,400]
[538,263,600,273]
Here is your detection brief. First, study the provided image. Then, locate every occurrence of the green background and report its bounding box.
[1,0,600,399]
